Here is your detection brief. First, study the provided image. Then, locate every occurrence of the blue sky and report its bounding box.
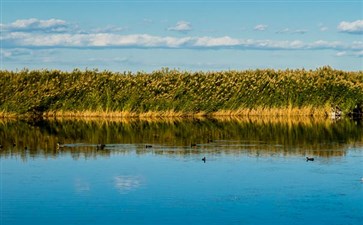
[1,0,362,71]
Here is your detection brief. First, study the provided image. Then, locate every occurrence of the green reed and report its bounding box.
[0,66,362,116]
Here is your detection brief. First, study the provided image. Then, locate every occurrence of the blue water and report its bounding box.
[1,118,363,225]
[2,148,363,225]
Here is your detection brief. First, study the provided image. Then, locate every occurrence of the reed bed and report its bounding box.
[0,66,362,118]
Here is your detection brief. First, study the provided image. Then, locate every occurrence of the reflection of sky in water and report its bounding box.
[2,150,363,225]
[1,119,363,225]
[114,176,142,193]
[74,178,90,193]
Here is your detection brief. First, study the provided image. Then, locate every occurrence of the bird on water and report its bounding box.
[306,157,314,161]
[57,142,64,149]
[97,144,106,150]
[202,157,206,163]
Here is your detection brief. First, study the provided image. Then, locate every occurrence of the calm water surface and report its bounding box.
[1,117,363,225]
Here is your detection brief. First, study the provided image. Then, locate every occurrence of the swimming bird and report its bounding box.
[57,142,64,149]
[207,139,213,143]
[306,157,314,161]
[0,144,3,149]
[202,157,206,163]
[13,143,16,147]
[97,144,106,150]
[145,145,152,148]
[191,143,197,147]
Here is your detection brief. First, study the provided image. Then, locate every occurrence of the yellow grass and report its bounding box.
[210,106,330,117]
[2,106,335,119]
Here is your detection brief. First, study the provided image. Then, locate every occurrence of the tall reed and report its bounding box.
[0,67,362,117]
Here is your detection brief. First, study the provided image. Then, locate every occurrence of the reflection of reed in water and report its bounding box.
[0,117,362,160]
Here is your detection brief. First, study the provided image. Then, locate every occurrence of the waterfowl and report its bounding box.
[13,143,16,147]
[306,157,314,161]
[97,144,106,150]
[207,139,213,143]
[145,145,152,148]
[202,157,206,163]
[191,143,197,147]
[0,144,2,149]
[57,142,64,149]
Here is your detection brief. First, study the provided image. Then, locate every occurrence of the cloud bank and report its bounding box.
[2,32,362,52]
[1,18,362,55]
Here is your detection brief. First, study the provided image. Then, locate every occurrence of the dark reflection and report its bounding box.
[0,117,362,160]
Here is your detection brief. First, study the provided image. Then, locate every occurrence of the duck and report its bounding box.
[202,157,206,163]
[57,142,64,149]
[145,145,152,148]
[97,144,106,150]
[191,143,197,147]
[306,157,314,161]
[0,144,3,149]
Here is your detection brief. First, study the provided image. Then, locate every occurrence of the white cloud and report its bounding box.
[168,21,192,32]
[2,32,362,53]
[276,28,307,34]
[1,18,362,56]
[337,20,363,34]
[193,36,240,47]
[91,25,126,33]
[114,176,142,193]
[1,18,69,33]
[254,24,268,31]
[335,51,347,57]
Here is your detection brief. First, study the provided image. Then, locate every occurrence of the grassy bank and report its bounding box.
[0,66,362,118]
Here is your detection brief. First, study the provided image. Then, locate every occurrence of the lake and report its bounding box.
[1,117,363,225]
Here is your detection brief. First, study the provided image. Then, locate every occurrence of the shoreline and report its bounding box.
[0,107,344,119]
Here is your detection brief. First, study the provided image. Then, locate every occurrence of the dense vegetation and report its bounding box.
[0,67,362,117]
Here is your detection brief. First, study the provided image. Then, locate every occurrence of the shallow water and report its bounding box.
[1,118,363,225]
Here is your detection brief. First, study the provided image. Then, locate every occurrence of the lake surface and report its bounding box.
[1,117,363,225]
